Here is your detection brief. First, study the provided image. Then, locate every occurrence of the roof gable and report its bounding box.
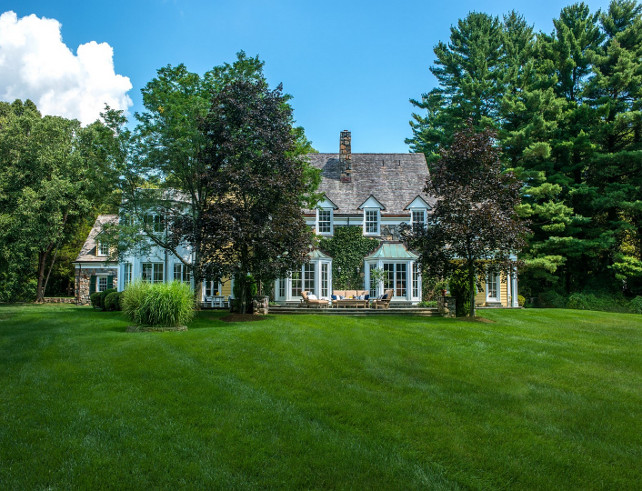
[358,195,385,210]
[404,195,432,210]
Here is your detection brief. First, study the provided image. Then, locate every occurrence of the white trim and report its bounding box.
[363,208,380,236]
[486,274,501,303]
[316,208,333,236]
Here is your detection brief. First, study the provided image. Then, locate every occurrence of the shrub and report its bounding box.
[517,295,526,307]
[121,281,151,325]
[564,292,632,313]
[122,281,194,327]
[99,288,117,309]
[537,290,566,308]
[631,296,642,314]
[90,292,102,309]
[104,291,122,311]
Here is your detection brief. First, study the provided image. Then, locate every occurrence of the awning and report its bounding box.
[365,242,418,260]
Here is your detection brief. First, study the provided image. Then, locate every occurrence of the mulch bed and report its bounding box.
[220,314,267,323]
[127,325,188,332]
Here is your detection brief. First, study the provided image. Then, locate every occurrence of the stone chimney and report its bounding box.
[339,130,352,183]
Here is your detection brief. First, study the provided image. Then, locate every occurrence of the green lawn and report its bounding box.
[0,305,640,489]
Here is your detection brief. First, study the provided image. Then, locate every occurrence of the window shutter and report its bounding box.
[90,275,96,293]
[108,275,114,289]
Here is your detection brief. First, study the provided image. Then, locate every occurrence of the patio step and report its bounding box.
[269,306,441,316]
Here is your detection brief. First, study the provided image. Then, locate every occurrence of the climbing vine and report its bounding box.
[319,226,379,289]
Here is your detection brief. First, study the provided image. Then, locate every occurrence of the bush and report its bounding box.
[90,292,102,309]
[122,281,194,327]
[104,291,122,311]
[99,288,117,309]
[631,296,642,314]
[537,290,566,308]
[517,295,526,307]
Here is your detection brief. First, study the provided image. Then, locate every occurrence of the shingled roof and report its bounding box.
[305,153,433,215]
[74,214,119,263]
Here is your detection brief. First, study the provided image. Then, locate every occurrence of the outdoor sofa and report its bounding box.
[331,290,370,308]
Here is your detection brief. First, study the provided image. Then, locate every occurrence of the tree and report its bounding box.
[195,78,317,313]
[404,125,528,317]
[0,100,121,301]
[112,52,318,298]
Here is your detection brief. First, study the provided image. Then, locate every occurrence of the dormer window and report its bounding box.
[411,210,426,231]
[317,209,333,235]
[364,209,380,235]
[97,242,110,256]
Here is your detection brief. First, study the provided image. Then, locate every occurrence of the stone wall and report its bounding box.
[42,297,76,304]
[75,267,118,305]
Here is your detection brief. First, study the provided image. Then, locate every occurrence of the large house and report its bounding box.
[74,131,519,308]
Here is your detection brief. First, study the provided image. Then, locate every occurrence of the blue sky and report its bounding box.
[3,0,612,153]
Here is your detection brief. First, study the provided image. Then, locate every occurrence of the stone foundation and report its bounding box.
[43,297,77,304]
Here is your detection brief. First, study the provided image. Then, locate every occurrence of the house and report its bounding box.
[73,214,119,304]
[75,131,518,308]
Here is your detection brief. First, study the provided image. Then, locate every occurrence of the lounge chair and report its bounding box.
[372,289,393,309]
[301,291,330,308]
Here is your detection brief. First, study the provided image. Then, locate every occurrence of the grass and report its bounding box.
[0,305,640,489]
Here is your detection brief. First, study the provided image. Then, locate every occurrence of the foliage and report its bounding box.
[318,226,379,290]
[103,291,122,311]
[196,76,318,313]
[89,292,102,309]
[537,290,567,309]
[404,125,528,316]
[113,52,319,300]
[122,281,194,327]
[448,267,476,317]
[517,294,526,307]
[631,296,642,314]
[407,2,642,299]
[0,99,122,302]
[231,274,258,313]
[99,288,117,309]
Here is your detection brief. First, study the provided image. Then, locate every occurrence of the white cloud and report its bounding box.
[0,11,132,125]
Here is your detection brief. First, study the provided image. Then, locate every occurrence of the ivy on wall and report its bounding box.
[319,226,379,289]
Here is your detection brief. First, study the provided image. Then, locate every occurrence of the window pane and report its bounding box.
[173,264,182,281]
[321,263,329,297]
[291,271,302,297]
[396,264,407,297]
[412,263,420,298]
[98,243,109,256]
[124,263,132,287]
[318,210,331,233]
[412,210,425,231]
[98,277,108,292]
[304,263,315,292]
[142,263,152,282]
[365,210,378,234]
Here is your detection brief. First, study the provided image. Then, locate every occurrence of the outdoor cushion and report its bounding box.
[331,294,337,300]
[308,294,318,300]
[381,293,388,300]
[365,295,370,300]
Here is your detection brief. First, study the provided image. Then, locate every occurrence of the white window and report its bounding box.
[173,263,191,283]
[364,209,379,235]
[97,242,110,256]
[486,274,501,302]
[291,270,302,297]
[321,263,329,298]
[142,263,164,283]
[383,263,407,297]
[411,210,426,231]
[144,214,164,233]
[317,209,332,235]
[412,263,420,298]
[123,263,132,288]
[98,276,109,292]
[303,263,315,292]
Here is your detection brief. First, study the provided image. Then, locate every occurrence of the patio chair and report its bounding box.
[301,291,330,308]
[372,290,393,309]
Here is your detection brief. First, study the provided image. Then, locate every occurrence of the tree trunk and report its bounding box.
[35,248,51,302]
[42,246,60,298]
[468,261,476,318]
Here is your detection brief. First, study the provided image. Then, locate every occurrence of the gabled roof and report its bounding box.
[358,195,385,210]
[74,214,119,263]
[305,153,434,215]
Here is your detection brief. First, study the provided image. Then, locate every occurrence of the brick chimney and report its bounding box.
[339,130,352,183]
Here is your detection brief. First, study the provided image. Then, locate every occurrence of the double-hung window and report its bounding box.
[173,263,191,283]
[411,210,426,232]
[144,214,164,233]
[123,263,132,288]
[98,276,109,292]
[317,209,332,235]
[364,209,379,235]
[142,263,164,283]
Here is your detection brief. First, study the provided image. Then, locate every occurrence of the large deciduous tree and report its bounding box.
[404,125,528,317]
[113,52,318,299]
[195,78,316,313]
[0,100,121,301]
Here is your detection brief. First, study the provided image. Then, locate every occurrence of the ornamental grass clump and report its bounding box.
[122,281,194,327]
